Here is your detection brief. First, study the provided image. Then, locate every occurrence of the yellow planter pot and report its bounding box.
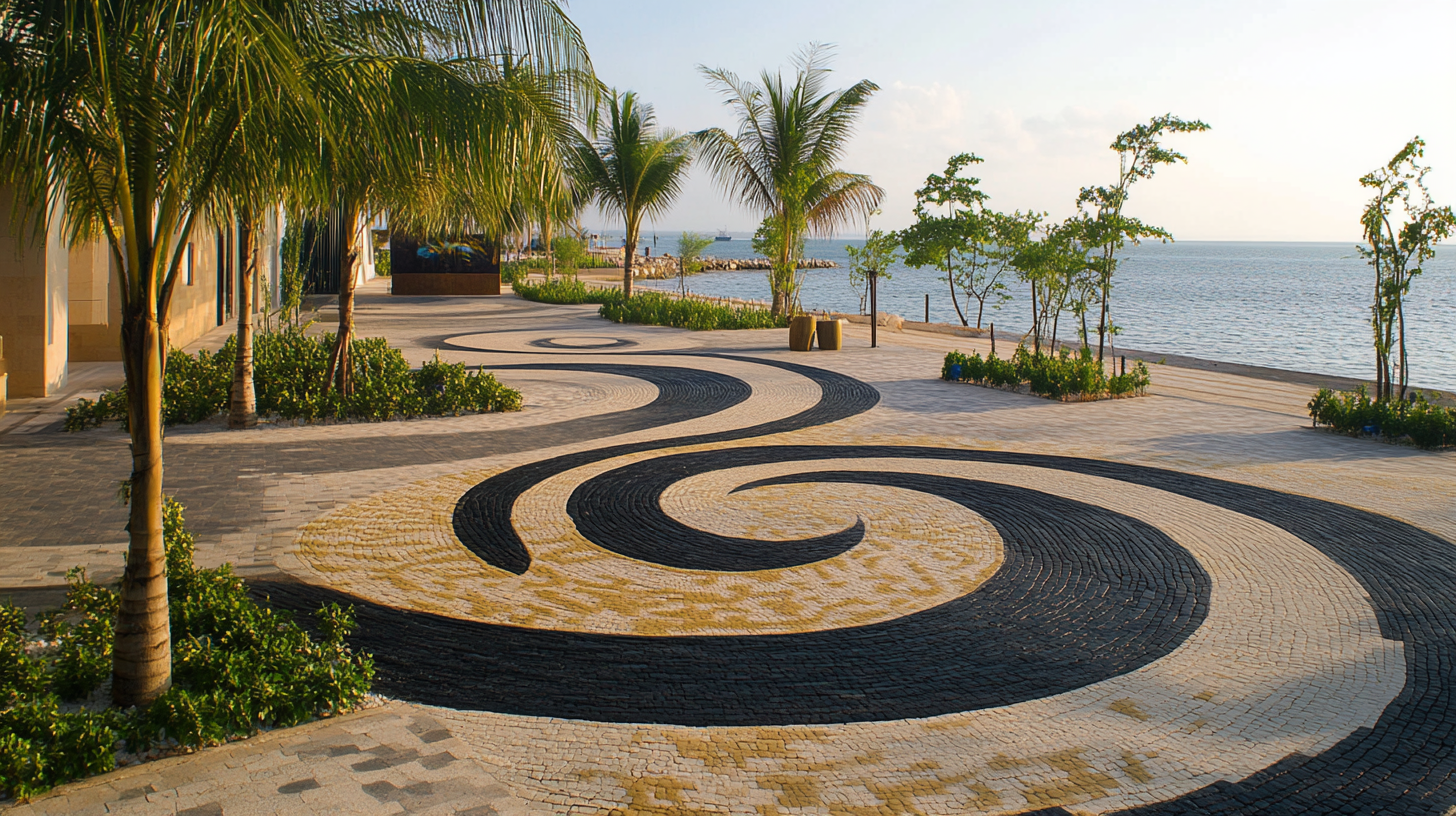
[788,315,817,351]
[816,320,843,351]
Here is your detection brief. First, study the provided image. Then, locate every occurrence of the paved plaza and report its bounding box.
[3,279,1456,815]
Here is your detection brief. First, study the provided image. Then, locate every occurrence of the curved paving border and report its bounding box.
[452,355,881,573]
[274,348,1455,812]
[284,473,1210,725]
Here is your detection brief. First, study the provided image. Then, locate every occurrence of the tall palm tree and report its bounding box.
[0,0,589,706]
[309,10,588,395]
[572,90,693,298]
[697,45,884,317]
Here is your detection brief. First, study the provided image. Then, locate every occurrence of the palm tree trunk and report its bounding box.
[114,302,171,707]
[230,215,258,429]
[326,202,361,397]
[622,224,636,298]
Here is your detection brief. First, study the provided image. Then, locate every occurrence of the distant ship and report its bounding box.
[715,229,732,242]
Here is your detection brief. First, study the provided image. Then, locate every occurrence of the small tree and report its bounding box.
[1078,114,1209,361]
[552,235,587,275]
[1013,216,1097,353]
[846,227,899,315]
[1358,137,1455,401]
[898,154,1021,329]
[675,231,713,295]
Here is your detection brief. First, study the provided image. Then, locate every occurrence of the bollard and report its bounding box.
[788,315,817,351]
[816,319,843,351]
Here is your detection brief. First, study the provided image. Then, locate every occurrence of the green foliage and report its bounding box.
[572,90,695,294]
[941,348,1150,401]
[1357,138,1456,401]
[1308,387,1456,450]
[512,277,617,305]
[1076,114,1210,356]
[0,500,376,799]
[551,236,587,273]
[65,331,521,430]
[374,248,391,277]
[697,45,883,316]
[897,155,1034,329]
[599,291,787,331]
[674,232,714,295]
[845,227,899,314]
[38,570,118,702]
[1,698,122,801]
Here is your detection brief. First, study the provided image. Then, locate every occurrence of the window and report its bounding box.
[184,243,194,285]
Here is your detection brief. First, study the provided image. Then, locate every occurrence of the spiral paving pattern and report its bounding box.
[282,341,1456,814]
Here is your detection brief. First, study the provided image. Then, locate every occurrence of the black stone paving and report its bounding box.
[266,470,1209,725]
[293,440,1456,812]
[453,354,881,573]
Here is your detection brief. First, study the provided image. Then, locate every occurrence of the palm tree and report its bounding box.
[697,45,884,317]
[309,12,588,395]
[0,0,589,706]
[572,91,694,299]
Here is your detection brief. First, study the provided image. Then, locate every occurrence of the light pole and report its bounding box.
[869,267,879,349]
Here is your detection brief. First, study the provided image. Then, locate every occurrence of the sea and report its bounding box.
[634,237,1456,392]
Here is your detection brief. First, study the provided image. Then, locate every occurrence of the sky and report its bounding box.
[566,0,1456,242]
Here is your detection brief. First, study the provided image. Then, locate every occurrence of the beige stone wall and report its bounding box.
[0,188,69,397]
[67,240,122,362]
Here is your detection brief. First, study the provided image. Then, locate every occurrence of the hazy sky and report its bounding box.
[567,0,1455,242]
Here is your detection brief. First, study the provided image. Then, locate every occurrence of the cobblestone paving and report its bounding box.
[4,281,1456,815]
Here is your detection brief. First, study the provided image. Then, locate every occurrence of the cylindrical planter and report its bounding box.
[816,319,843,351]
[788,315,817,351]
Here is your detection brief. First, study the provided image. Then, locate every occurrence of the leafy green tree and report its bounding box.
[1358,137,1455,400]
[1012,216,1097,353]
[674,231,714,295]
[0,0,589,706]
[1077,114,1209,361]
[572,91,694,299]
[897,154,1026,329]
[845,226,900,315]
[697,45,883,318]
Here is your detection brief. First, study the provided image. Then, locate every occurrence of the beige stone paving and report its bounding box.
[3,703,542,816]
[7,288,1454,815]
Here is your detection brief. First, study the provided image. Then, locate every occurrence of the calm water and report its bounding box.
[636,238,1456,391]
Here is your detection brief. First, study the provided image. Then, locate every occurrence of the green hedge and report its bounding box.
[942,347,1150,400]
[65,330,522,430]
[599,291,786,331]
[512,277,616,305]
[513,283,784,332]
[1,500,373,799]
[1308,386,1456,450]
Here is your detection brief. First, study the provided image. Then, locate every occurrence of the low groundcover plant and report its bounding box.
[0,500,374,800]
[941,347,1150,401]
[66,329,521,431]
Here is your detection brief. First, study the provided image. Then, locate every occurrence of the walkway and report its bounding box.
[3,280,1455,814]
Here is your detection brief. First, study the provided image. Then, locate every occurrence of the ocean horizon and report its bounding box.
[620,237,1456,392]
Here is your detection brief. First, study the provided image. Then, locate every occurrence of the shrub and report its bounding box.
[598,291,786,331]
[1308,386,1456,450]
[942,347,1150,401]
[512,277,616,305]
[65,330,521,430]
[0,499,375,799]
